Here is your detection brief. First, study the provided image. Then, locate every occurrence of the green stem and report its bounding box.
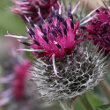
[100,80,110,101]
[79,94,94,110]
[70,97,77,110]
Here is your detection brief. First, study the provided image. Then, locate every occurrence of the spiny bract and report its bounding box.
[31,40,107,101]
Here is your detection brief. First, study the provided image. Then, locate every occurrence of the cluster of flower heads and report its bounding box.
[86,7,110,52]
[6,0,109,101]
[11,0,58,23]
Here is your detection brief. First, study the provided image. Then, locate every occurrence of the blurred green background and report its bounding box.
[0,0,26,35]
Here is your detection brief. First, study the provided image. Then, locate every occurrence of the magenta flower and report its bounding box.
[12,59,30,100]
[86,7,110,51]
[26,16,82,60]
[0,59,30,106]
[11,0,58,23]
[7,2,83,78]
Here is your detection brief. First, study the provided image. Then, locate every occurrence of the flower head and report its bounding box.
[0,56,42,109]
[7,2,83,78]
[0,59,30,105]
[86,7,110,51]
[12,59,30,100]
[31,40,107,101]
[26,10,82,60]
[11,0,58,23]
[0,44,30,106]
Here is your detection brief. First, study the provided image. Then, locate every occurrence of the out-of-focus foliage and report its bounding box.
[87,92,103,108]
[74,98,85,110]
[96,104,110,110]
[0,0,26,35]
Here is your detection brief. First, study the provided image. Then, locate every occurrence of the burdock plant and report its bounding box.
[6,1,109,110]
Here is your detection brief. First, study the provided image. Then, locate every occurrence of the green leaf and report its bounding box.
[96,104,110,110]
